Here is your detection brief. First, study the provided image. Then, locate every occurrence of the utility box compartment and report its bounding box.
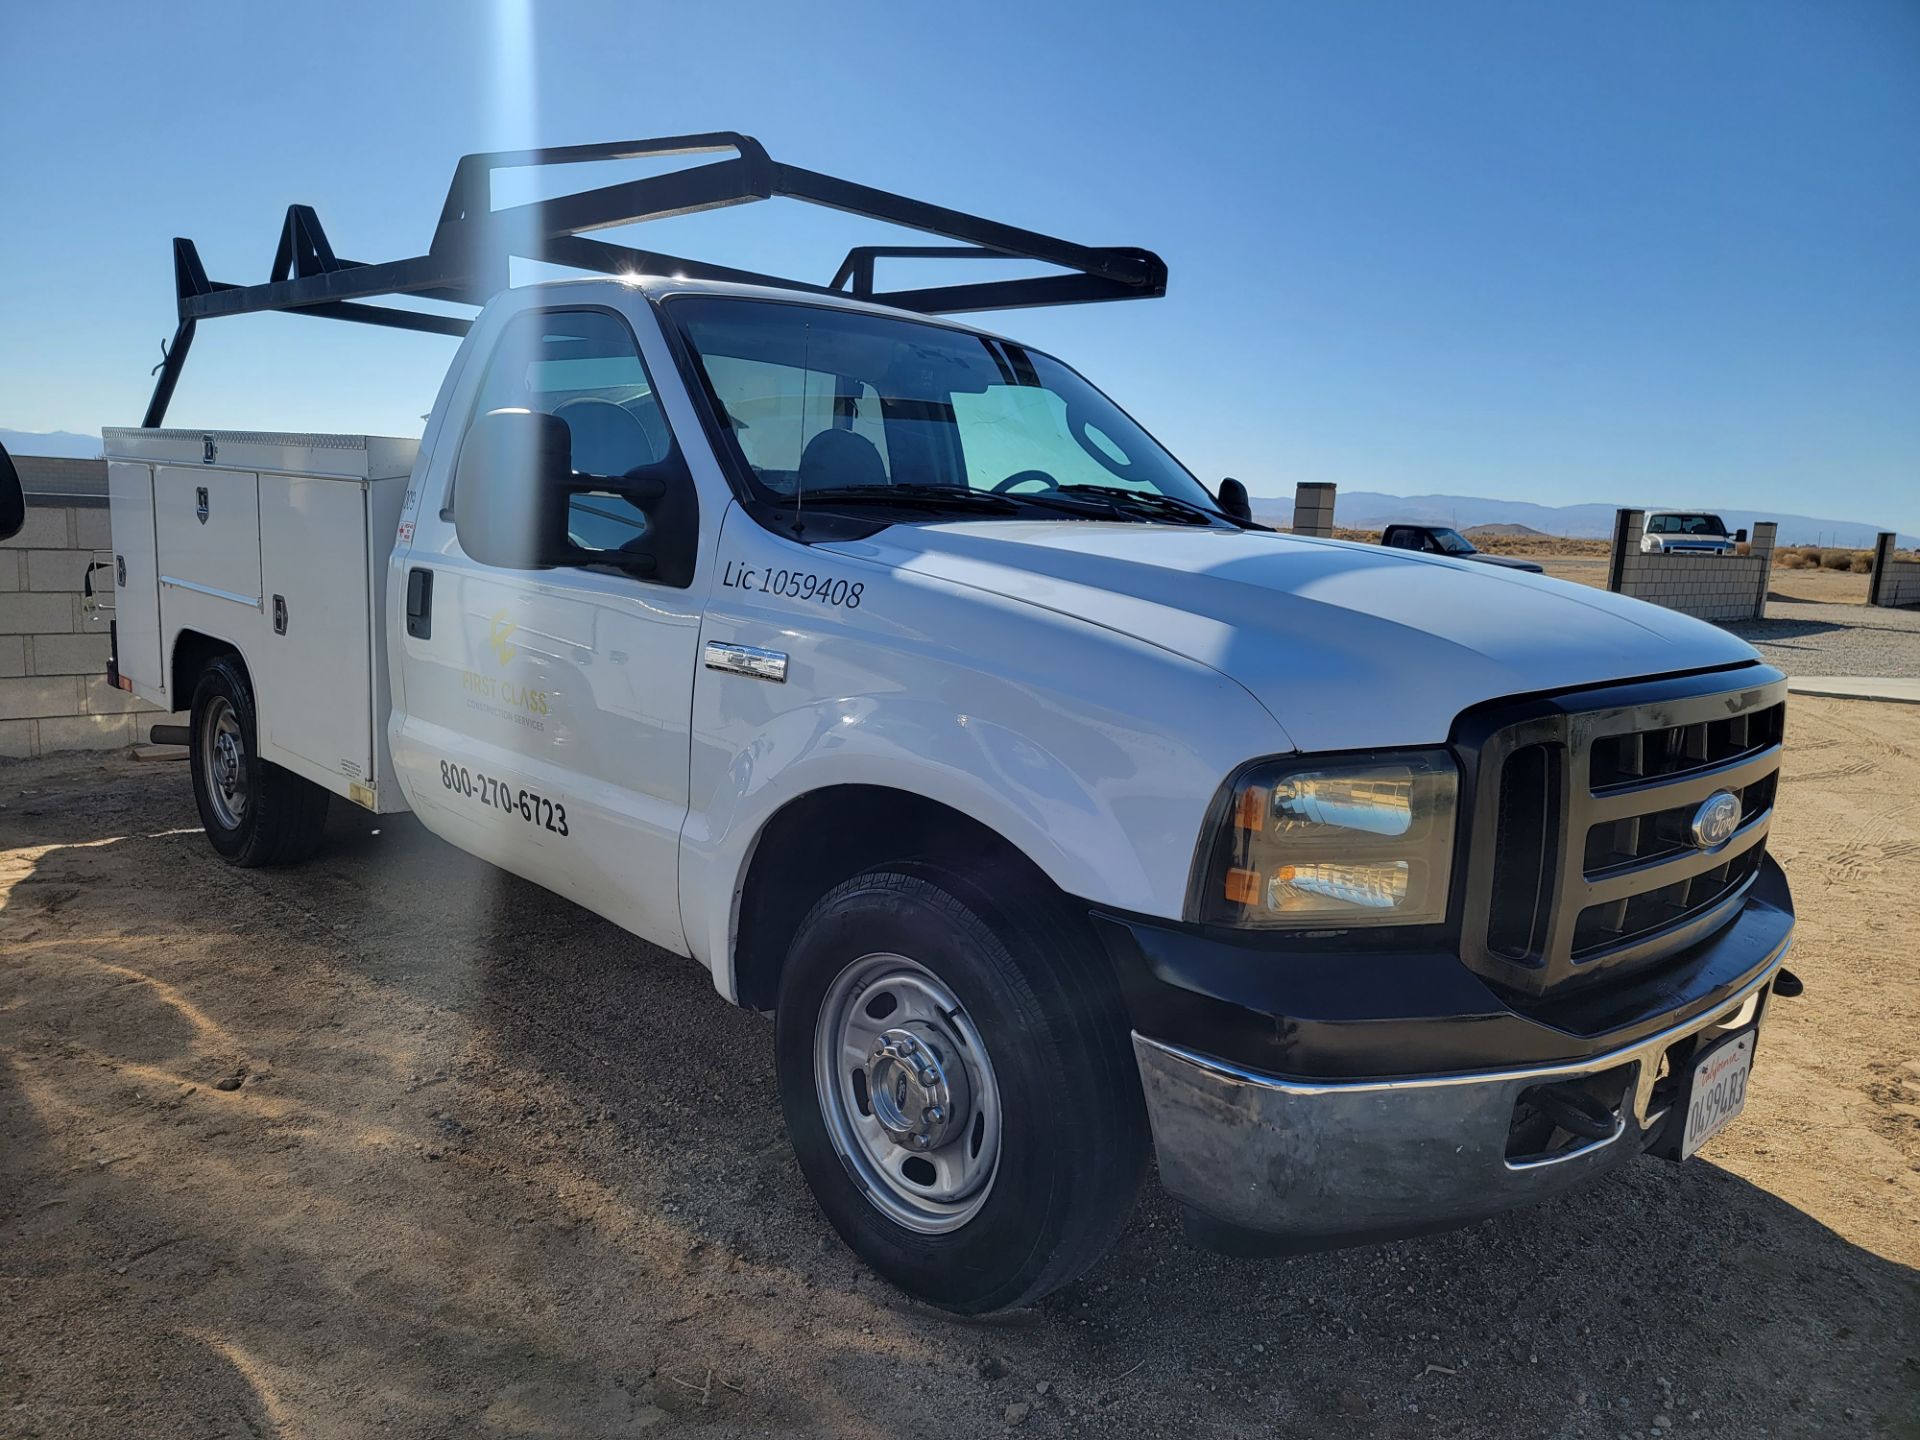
[106,460,163,695]
[102,429,417,813]
[154,464,262,608]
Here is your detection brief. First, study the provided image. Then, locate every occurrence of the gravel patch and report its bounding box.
[1725,600,1920,679]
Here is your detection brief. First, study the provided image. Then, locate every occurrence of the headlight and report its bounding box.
[1191,751,1459,929]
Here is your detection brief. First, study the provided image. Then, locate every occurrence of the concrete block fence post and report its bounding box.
[1870,533,1894,608]
[1290,482,1337,538]
[1748,522,1777,620]
[1608,510,1645,593]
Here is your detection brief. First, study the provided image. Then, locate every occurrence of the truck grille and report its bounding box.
[1457,667,1786,996]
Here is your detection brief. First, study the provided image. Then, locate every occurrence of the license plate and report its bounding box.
[1680,1031,1755,1158]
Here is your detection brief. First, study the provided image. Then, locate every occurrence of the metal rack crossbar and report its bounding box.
[142,131,1168,426]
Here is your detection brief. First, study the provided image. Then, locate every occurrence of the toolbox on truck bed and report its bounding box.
[102,428,417,812]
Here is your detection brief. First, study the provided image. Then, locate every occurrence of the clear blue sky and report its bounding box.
[2,0,1915,530]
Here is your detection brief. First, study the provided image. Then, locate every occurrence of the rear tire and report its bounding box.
[189,655,329,867]
[775,864,1146,1313]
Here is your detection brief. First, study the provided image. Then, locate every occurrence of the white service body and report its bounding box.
[103,429,416,811]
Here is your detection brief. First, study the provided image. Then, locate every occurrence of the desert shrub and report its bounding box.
[1775,551,1804,568]
[1851,553,1875,574]
[1799,548,1824,568]
[1822,550,1857,571]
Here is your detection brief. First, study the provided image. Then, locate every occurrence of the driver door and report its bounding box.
[392,305,705,952]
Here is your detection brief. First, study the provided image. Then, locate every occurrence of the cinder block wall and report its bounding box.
[1607,511,1775,623]
[1869,533,1920,608]
[1291,482,1336,538]
[2,464,178,758]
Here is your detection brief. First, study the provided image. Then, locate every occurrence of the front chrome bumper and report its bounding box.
[1133,942,1788,1250]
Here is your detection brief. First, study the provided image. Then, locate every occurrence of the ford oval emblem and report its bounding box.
[1690,790,1742,851]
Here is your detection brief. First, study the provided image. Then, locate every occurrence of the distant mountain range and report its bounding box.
[1249,489,1916,549]
[2,429,100,459]
[1,429,1907,547]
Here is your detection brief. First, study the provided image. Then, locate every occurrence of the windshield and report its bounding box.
[1429,527,1474,555]
[1653,513,1729,536]
[668,296,1223,522]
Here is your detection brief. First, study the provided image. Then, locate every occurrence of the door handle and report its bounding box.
[406,567,433,639]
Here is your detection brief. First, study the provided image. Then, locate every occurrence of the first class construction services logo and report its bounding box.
[488,609,519,666]
[460,608,549,730]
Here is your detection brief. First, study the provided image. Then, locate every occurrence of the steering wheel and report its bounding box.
[991,469,1061,495]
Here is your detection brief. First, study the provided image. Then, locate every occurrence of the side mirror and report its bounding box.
[1217,477,1252,524]
[1735,527,1749,543]
[454,409,576,570]
[0,442,23,543]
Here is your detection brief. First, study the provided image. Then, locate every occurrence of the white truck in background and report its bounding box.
[86,136,1799,1313]
[1641,510,1745,555]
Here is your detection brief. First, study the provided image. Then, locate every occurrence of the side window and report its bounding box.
[464,309,675,555]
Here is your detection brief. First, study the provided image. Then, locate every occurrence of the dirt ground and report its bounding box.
[2,698,1917,1440]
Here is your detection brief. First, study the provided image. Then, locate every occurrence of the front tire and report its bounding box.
[189,656,329,867]
[775,865,1146,1313]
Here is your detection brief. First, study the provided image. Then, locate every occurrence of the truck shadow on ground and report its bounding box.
[2,764,1916,1439]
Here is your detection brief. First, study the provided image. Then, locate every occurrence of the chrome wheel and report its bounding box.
[199,695,249,830]
[814,952,1002,1234]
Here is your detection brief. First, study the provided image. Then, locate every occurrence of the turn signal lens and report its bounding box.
[1194,751,1457,930]
[1223,867,1262,905]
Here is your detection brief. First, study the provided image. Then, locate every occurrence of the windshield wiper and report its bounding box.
[798,483,1122,522]
[795,482,1204,526]
[1055,485,1225,526]
[797,483,1025,514]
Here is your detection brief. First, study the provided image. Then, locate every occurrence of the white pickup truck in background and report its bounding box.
[92,136,1799,1312]
[1640,510,1746,555]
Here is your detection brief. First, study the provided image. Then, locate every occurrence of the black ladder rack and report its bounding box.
[142,131,1168,427]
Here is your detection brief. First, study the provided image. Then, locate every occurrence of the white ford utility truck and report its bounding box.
[91,135,1798,1313]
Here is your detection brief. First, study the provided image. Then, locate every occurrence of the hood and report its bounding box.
[1463,552,1545,572]
[821,522,1761,751]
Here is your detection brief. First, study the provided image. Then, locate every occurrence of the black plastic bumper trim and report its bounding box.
[1093,853,1794,1081]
